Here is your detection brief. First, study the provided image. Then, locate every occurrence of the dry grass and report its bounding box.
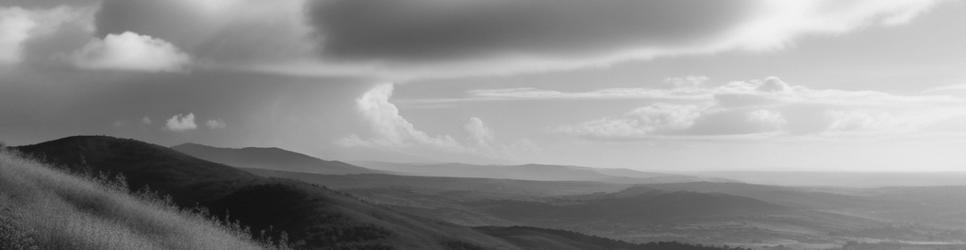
[0,150,285,250]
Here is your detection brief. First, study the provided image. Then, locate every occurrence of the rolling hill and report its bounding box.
[0,150,267,250]
[13,136,516,249]
[172,143,378,175]
[10,136,744,250]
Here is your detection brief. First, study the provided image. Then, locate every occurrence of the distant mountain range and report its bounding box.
[173,142,720,184]
[352,161,718,184]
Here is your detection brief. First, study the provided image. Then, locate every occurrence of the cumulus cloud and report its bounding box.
[140,116,152,124]
[71,31,191,72]
[205,119,227,129]
[339,84,464,152]
[340,83,536,159]
[549,77,966,140]
[465,117,495,149]
[165,113,197,132]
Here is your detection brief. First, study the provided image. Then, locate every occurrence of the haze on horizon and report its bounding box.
[3,0,966,172]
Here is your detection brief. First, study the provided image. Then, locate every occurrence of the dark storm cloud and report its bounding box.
[308,0,759,63]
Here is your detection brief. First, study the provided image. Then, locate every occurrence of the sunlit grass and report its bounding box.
[0,150,287,250]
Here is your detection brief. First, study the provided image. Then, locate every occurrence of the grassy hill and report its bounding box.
[7,136,749,250]
[172,143,378,175]
[13,136,517,249]
[0,150,268,250]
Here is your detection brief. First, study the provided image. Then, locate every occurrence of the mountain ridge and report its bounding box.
[172,142,379,175]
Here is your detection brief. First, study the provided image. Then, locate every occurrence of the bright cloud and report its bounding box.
[556,104,704,139]
[465,117,495,149]
[205,119,227,129]
[0,7,34,64]
[340,83,464,152]
[0,6,81,65]
[71,31,191,72]
[340,83,536,160]
[544,77,966,139]
[165,113,197,132]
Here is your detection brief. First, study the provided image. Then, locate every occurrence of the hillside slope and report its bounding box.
[0,151,265,250]
[173,143,378,175]
[14,136,515,249]
[13,136,744,250]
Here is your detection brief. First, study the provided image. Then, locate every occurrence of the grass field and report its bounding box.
[0,150,280,250]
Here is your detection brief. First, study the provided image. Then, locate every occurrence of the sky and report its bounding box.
[2,0,966,172]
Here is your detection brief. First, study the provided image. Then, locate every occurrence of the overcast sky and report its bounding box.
[3,0,966,171]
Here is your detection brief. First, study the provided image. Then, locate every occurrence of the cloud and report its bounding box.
[339,83,464,152]
[432,77,961,107]
[8,0,950,78]
[340,83,537,160]
[551,77,966,140]
[205,119,227,129]
[923,83,966,94]
[92,0,312,66]
[299,0,949,77]
[0,6,82,65]
[165,113,197,132]
[71,31,191,72]
[465,117,494,149]
[140,116,151,125]
[555,104,704,139]
[0,7,34,64]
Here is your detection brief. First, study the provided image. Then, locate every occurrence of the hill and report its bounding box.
[0,150,266,250]
[352,161,710,184]
[172,143,378,175]
[14,136,516,249]
[11,136,744,250]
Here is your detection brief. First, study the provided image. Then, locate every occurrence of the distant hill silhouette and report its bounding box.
[12,136,744,250]
[173,143,378,175]
[244,168,630,199]
[352,161,715,184]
